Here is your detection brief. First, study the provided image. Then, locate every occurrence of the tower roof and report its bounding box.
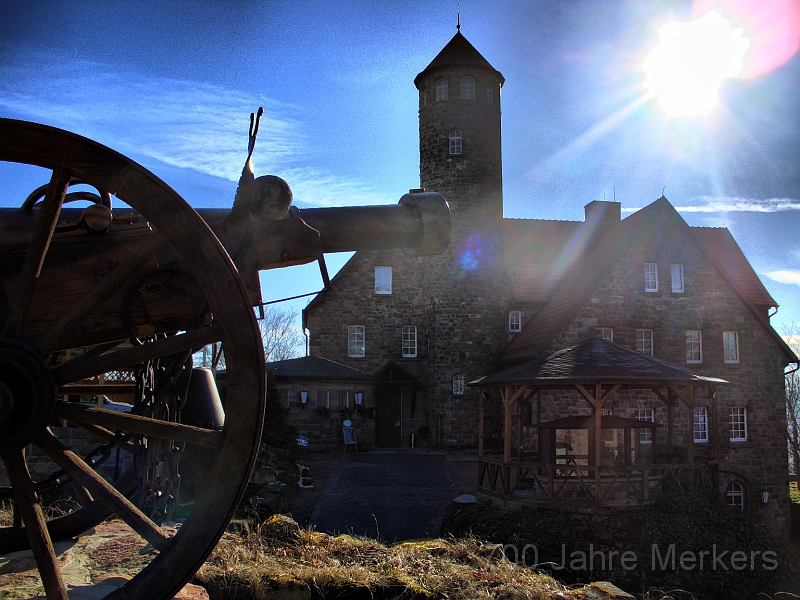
[414,30,505,89]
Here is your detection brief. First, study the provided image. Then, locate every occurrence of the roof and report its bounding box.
[534,414,659,430]
[414,30,504,88]
[372,360,427,388]
[266,355,373,382]
[471,339,729,387]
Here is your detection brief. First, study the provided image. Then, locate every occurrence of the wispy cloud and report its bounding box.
[766,270,800,286]
[622,196,800,214]
[0,48,394,207]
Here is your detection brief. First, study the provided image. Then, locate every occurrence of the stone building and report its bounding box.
[301,28,796,527]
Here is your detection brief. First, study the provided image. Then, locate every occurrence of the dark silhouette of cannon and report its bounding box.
[0,118,450,599]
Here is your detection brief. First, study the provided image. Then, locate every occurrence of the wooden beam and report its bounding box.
[575,384,596,407]
[667,383,692,408]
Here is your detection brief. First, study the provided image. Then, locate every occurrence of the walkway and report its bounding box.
[308,452,461,543]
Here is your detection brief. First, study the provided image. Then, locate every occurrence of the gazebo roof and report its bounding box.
[534,414,659,430]
[469,339,728,388]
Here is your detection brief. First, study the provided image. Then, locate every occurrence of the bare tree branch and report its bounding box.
[783,323,800,477]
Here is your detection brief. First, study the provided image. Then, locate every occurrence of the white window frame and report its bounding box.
[723,331,739,364]
[644,263,658,292]
[317,389,330,410]
[636,329,653,356]
[347,325,365,358]
[671,263,684,293]
[635,408,654,443]
[460,76,475,99]
[375,266,392,294]
[436,78,448,101]
[452,373,465,396]
[598,327,613,341]
[685,330,702,364]
[449,130,462,155]
[339,390,349,410]
[726,481,745,510]
[693,407,708,442]
[402,325,417,358]
[508,310,521,333]
[730,407,747,441]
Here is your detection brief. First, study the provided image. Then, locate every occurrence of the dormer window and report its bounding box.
[461,76,475,99]
[449,130,462,155]
[436,78,448,101]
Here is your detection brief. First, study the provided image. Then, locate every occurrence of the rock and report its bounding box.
[259,514,302,544]
[583,581,635,599]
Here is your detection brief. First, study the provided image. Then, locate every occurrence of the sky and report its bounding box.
[1,0,799,341]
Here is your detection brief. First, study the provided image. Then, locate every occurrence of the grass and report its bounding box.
[194,514,590,600]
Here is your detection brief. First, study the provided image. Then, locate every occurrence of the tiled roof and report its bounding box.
[471,339,728,387]
[266,355,373,382]
[414,30,504,88]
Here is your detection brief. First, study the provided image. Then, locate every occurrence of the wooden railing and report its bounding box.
[478,457,718,504]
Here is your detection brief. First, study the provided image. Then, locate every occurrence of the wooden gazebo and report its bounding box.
[469,339,728,503]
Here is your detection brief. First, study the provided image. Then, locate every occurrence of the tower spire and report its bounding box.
[457,5,461,31]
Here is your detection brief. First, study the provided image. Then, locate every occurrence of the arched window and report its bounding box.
[449,130,462,155]
[452,374,465,396]
[726,481,745,510]
[461,76,475,99]
[436,78,448,101]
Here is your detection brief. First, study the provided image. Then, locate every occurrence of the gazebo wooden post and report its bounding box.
[501,384,529,496]
[594,383,603,499]
[710,387,720,461]
[517,393,524,460]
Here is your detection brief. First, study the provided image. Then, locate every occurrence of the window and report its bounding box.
[508,311,521,332]
[339,390,349,410]
[636,329,653,355]
[671,264,684,293]
[402,325,417,358]
[635,408,654,443]
[486,84,493,104]
[375,266,392,294]
[723,331,739,363]
[726,481,745,510]
[598,327,613,341]
[449,130,462,155]
[317,390,330,410]
[461,76,475,99]
[730,407,747,441]
[693,407,708,442]
[436,78,448,101]
[280,389,290,409]
[452,373,465,396]
[685,330,702,363]
[348,325,365,358]
[644,263,658,292]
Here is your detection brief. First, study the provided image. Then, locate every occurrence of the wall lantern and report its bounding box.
[354,392,363,406]
[760,490,770,505]
[300,391,308,409]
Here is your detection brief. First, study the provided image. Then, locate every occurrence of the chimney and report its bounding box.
[584,200,621,228]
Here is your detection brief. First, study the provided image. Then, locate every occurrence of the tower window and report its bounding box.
[452,373,465,396]
[449,130,462,155]
[348,325,365,358]
[402,325,418,358]
[436,78,448,101]
[461,76,475,99]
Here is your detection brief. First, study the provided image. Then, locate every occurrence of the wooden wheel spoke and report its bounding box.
[3,167,70,338]
[1,450,68,600]
[55,401,224,448]
[34,430,171,552]
[52,324,222,385]
[35,232,169,356]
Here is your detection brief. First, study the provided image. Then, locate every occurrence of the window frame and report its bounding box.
[347,325,365,358]
[730,407,747,442]
[726,481,745,510]
[598,327,613,341]
[685,330,703,364]
[317,389,330,410]
[693,407,709,443]
[644,262,658,292]
[338,390,349,410]
[636,329,654,356]
[723,331,739,364]
[452,373,465,397]
[436,78,448,101]
[460,76,475,99]
[449,130,462,155]
[402,325,418,358]
[374,266,392,295]
[634,408,654,444]
[508,310,522,333]
[671,263,684,293]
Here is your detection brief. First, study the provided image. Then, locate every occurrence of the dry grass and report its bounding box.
[195,515,586,600]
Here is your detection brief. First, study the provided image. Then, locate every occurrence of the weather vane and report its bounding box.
[457,5,461,31]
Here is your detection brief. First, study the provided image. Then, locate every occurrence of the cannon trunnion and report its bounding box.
[0,118,450,600]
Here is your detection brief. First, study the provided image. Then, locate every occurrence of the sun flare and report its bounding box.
[644,11,750,116]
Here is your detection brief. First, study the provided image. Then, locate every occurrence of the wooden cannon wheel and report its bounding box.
[0,119,266,599]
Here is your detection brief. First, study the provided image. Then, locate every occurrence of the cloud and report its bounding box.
[622,196,800,214]
[0,48,393,208]
[766,270,800,286]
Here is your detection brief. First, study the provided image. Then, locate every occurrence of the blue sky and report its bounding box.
[1,0,799,338]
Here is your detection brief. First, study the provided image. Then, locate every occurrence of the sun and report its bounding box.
[644,11,750,116]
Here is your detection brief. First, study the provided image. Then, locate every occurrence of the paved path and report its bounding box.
[309,452,459,543]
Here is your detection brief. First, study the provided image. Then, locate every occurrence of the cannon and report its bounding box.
[0,118,450,599]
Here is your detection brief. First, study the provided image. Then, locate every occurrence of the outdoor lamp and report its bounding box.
[761,490,770,504]
[300,391,308,408]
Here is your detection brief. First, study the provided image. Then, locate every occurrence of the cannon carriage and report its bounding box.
[0,118,450,599]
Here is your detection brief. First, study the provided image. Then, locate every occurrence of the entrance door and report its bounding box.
[375,385,402,447]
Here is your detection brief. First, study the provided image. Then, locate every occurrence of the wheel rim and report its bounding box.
[0,118,266,600]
